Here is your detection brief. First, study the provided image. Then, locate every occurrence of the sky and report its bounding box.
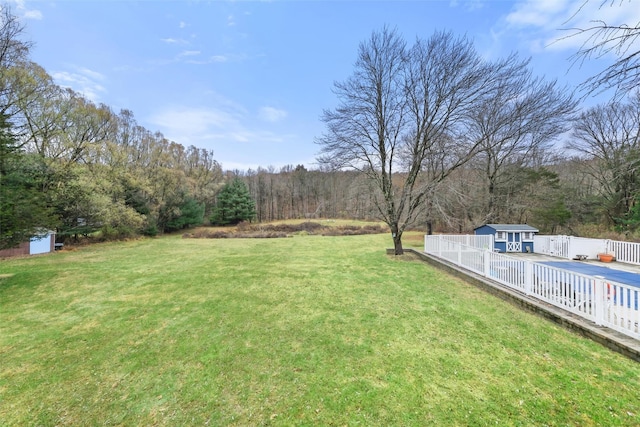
[9,0,640,171]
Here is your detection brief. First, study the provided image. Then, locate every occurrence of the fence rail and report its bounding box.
[609,240,640,265]
[437,234,494,250]
[425,235,640,340]
[535,235,640,265]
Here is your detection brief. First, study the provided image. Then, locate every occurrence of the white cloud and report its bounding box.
[24,8,42,19]
[259,106,287,122]
[179,21,187,29]
[178,50,201,58]
[148,101,291,150]
[503,0,640,52]
[449,0,485,12]
[10,0,41,20]
[77,67,105,81]
[146,99,308,172]
[506,0,569,27]
[183,54,247,65]
[150,107,240,137]
[51,67,107,102]
[161,38,188,44]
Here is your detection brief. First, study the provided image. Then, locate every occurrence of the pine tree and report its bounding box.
[165,197,205,231]
[210,179,256,226]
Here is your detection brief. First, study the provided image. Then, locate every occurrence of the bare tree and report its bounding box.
[318,28,503,254]
[468,55,577,222]
[0,5,35,133]
[562,0,640,98]
[0,5,30,74]
[567,92,640,224]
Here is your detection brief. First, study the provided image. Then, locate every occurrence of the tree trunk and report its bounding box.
[391,224,404,255]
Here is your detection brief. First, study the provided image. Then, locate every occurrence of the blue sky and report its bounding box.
[11,0,640,171]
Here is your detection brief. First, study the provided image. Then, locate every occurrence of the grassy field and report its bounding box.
[1,229,639,426]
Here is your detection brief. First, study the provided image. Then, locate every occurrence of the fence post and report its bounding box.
[484,249,491,277]
[457,242,462,266]
[524,261,532,296]
[593,275,606,326]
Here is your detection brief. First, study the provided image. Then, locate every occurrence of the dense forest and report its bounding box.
[1,5,640,251]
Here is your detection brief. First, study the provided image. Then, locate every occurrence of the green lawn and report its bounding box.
[1,232,639,426]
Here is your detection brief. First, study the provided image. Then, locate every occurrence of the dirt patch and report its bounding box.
[386,251,424,261]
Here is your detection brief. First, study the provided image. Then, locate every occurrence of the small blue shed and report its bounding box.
[474,224,538,253]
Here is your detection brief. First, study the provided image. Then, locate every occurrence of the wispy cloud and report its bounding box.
[10,0,42,19]
[161,37,189,45]
[259,106,287,123]
[181,53,249,65]
[502,0,640,52]
[147,98,296,169]
[150,107,240,136]
[149,103,288,144]
[24,9,42,19]
[178,50,201,58]
[51,67,107,102]
[449,0,485,13]
[505,0,568,28]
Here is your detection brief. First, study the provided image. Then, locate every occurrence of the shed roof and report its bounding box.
[475,224,539,232]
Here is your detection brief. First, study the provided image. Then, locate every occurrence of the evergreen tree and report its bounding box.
[165,197,205,231]
[210,179,256,225]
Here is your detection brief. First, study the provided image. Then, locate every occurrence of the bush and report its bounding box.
[142,224,159,237]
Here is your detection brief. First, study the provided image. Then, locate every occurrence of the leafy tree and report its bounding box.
[0,115,57,249]
[210,179,256,226]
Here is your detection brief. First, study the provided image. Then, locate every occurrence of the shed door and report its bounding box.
[30,234,51,255]
[506,232,522,252]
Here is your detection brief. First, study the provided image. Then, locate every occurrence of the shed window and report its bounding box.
[522,232,534,241]
[496,231,506,241]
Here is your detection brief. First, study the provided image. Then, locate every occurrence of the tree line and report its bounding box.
[0,6,224,248]
[2,3,640,252]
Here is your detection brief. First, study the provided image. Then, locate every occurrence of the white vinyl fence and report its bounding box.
[425,235,640,340]
[535,235,640,265]
[609,240,640,265]
[437,234,494,250]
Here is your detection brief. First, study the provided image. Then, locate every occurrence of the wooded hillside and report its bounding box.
[2,6,640,248]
